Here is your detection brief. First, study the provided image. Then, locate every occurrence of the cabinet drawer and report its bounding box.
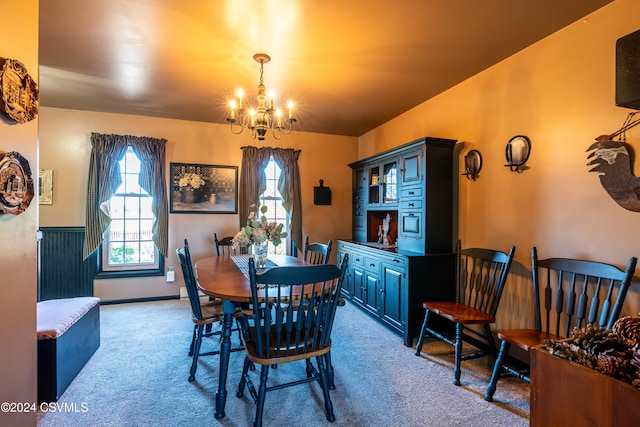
[363,257,380,273]
[382,254,407,268]
[350,251,365,268]
[353,192,366,204]
[400,186,422,199]
[400,199,422,210]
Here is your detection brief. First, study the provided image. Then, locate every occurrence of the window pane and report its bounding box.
[124,197,140,217]
[140,219,153,240]
[124,174,142,194]
[140,241,155,263]
[124,219,140,241]
[124,241,139,263]
[124,150,141,173]
[109,242,125,264]
[109,219,125,240]
[140,197,153,218]
[110,197,125,219]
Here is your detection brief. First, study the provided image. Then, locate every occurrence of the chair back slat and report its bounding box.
[456,241,516,317]
[246,254,348,360]
[215,233,246,256]
[531,247,637,337]
[303,236,333,265]
[176,239,203,320]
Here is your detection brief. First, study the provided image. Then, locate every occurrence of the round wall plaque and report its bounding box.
[0,58,39,124]
[0,151,35,215]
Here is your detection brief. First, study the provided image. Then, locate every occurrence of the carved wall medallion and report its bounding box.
[0,58,39,124]
[0,151,35,215]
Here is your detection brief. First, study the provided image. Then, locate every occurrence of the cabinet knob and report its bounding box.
[408,203,414,207]
[393,258,400,263]
[369,263,375,267]
[380,288,386,294]
[409,191,414,195]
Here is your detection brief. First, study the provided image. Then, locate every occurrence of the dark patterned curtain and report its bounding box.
[83,132,168,259]
[238,146,303,251]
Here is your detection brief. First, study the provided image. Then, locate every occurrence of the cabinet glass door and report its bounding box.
[368,165,380,204]
[382,161,397,204]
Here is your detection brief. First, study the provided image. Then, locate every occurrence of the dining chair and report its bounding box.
[484,247,637,402]
[303,235,332,265]
[236,254,349,427]
[176,238,244,382]
[215,232,241,256]
[414,240,516,386]
[302,236,339,387]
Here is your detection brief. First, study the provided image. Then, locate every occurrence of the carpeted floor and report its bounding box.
[37,299,529,426]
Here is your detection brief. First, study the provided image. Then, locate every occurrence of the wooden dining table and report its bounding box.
[194,253,308,419]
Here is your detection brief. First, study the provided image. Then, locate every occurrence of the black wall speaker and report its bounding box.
[616,29,640,110]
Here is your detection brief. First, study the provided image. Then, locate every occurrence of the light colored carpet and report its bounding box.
[37,299,529,426]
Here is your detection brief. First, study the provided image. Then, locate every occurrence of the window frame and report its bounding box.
[259,157,290,255]
[95,146,164,279]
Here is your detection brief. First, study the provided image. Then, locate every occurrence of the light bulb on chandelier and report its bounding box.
[226,53,296,140]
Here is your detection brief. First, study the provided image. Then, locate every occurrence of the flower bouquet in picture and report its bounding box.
[232,205,287,268]
[179,173,205,203]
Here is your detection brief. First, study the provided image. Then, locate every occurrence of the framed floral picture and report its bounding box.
[170,163,238,214]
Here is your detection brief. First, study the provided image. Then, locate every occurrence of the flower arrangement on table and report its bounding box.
[179,173,205,189]
[232,205,288,267]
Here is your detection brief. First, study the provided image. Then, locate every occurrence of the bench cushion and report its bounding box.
[37,297,100,339]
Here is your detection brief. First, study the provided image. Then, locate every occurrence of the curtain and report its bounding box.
[238,146,302,251]
[83,132,168,260]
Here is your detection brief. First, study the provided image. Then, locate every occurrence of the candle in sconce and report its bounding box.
[275,108,283,128]
[249,109,256,128]
[236,88,244,109]
[287,100,294,119]
[269,90,275,110]
[228,99,237,120]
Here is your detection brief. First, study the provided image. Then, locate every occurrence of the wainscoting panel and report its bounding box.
[38,227,97,301]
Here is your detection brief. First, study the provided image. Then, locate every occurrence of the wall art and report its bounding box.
[0,58,39,124]
[39,169,53,205]
[0,151,34,215]
[170,162,238,214]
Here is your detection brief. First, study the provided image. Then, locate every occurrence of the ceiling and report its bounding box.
[38,0,612,137]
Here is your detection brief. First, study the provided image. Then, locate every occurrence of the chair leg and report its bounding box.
[236,356,253,398]
[254,365,270,427]
[453,323,463,386]
[485,340,510,402]
[414,309,431,355]
[188,325,197,357]
[325,351,335,390]
[316,355,336,422]
[189,324,204,382]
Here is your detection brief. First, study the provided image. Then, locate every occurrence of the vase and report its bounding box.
[180,185,203,204]
[252,242,269,268]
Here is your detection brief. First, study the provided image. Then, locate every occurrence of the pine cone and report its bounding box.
[612,316,640,347]
[596,354,634,382]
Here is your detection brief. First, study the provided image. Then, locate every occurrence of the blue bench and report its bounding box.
[37,297,100,403]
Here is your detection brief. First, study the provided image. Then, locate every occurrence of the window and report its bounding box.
[99,147,162,276]
[259,157,289,255]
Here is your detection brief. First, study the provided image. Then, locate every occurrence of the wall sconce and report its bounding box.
[505,135,531,172]
[462,149,482,181]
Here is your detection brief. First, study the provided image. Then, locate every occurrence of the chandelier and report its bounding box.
[226,53,296,140]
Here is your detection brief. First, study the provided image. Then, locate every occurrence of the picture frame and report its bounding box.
[170,163,238,214]
[39,169,53,204]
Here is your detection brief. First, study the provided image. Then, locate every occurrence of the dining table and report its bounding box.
[194,253,309,419]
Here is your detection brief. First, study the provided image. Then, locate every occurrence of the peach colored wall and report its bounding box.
[359,0,640,327]
[39,107,357,301]
[0,0,38,425]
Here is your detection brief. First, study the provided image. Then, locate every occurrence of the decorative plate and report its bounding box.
[0,58,39,124]
[0,151,34,215]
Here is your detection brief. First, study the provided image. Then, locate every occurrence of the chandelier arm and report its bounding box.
[229,121,245,135]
